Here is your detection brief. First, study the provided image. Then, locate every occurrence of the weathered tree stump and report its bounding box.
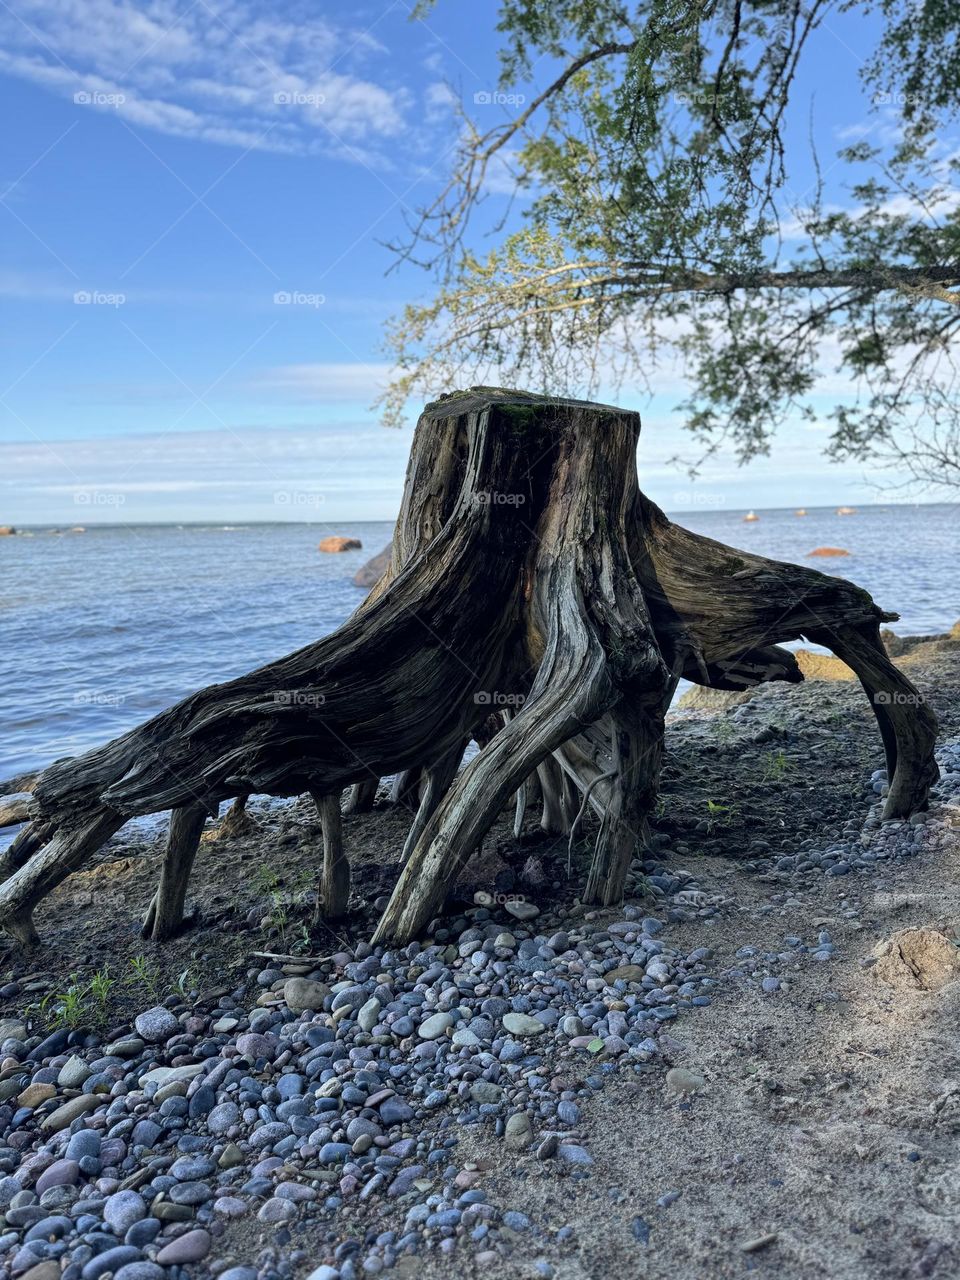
[0,389,939,948]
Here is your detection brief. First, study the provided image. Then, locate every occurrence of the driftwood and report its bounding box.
[0,389,938,948]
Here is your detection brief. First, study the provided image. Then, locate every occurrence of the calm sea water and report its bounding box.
[1,505,957,783]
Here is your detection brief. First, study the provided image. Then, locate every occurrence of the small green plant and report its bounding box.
[254,865,281,895]
[175,966,196,999]
[256,862,318,946]
[40,976,89,1029]
[128,954,161,1000]
[89,966,114,1021]
[762,748,794,782]
[714,717,736,744]
[704,798,738,834]
[291,921,313,953]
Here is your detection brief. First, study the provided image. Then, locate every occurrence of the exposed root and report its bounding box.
[0,810,124,948]
[312,790,349,918]
[344,778,379,814]
[0,389,938,947]
[142,802,207,941]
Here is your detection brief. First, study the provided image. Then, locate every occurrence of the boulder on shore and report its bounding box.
[807,546,849,557]
[318,536,362,553]
[353,543,392,589]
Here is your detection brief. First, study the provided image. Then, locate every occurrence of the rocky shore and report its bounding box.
[1,630,959,1280]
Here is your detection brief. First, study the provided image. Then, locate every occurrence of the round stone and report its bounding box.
[134,1006,179,1043]
[417,1012,454,1040]
[155,1229,212,1265]
[103,1190,147,1235]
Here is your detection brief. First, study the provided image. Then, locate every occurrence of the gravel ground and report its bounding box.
[0,630,958,1280]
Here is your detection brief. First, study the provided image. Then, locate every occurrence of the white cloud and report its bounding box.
[0,421,412,522]
[256,361,393,401]
[0,1,411,157]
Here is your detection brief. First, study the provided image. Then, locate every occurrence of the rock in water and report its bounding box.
[318,536,362,553]
[353,543,392,588]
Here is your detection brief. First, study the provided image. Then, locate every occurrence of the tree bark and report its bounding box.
[311,791,350,917]
[0,389,938,947]
[142,802,207,941]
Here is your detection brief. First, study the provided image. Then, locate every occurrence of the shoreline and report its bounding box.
[0,628,958,1278]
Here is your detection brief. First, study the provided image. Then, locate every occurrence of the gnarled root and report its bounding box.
[311,790,350,917]
[344,778,379,814]
[206,793,258,841]
[0,389,939,947]
[0,810,123,947]
[142,802,207,941]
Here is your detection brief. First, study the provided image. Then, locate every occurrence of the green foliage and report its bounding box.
[713,717,737,744]
[704,797,738,833]
[39,978,88,1030]
[37,966,115,1030]
[127,954,161,1001]
[255,863,317,951]
[388,1,960,489]
[762,748,794,781]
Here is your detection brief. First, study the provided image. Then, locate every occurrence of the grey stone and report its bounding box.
[103,1189,147,1235]
[417,1012,453,1040]
[283,978,329,1013]
[155,1228,212,1264]
[134,1006,179,1043]
[502,1012,545,1037]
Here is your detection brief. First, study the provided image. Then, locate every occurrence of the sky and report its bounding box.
[0,0,936,524]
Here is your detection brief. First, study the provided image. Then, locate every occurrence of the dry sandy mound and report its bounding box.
[872,927,960,992]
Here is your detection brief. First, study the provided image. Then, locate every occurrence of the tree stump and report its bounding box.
[0,389,939,947]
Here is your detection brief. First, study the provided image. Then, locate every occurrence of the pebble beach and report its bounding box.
[1,629,959,1280]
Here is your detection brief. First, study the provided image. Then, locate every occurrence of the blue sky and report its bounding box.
[0,1,928,524]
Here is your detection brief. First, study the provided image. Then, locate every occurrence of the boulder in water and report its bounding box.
[0,526,15,536]
[353,543,391,589]
[318,536,362,553]
[807,546,849,557]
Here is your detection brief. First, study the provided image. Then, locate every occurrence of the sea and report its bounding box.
[1,504,957,786]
